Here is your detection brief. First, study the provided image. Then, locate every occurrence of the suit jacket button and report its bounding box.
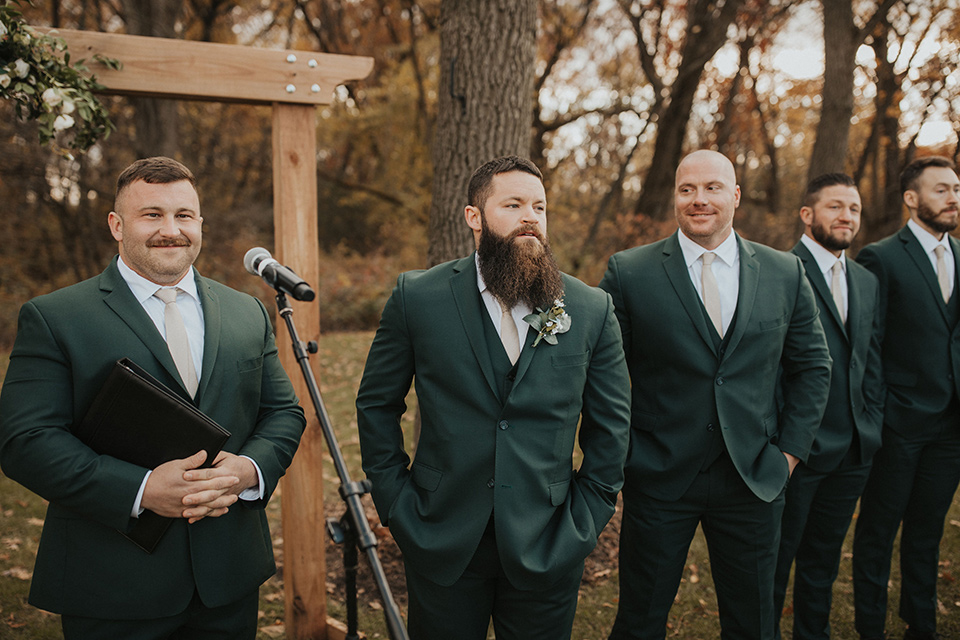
[498,420,509,430]
[851,361,857,369]
[707,423,715,432]
[716,377,724,386]
[487,478,495,488]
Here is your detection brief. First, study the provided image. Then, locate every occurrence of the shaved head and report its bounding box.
[676,150,737,184]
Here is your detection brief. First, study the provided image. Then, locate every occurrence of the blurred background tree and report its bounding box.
[1,0,959,347]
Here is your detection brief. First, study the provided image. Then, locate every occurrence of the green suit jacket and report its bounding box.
[857,226,960,437]
[791,241,884,471]
[599,232,832,503]
[0,257,305,619]
[355,255,631,590]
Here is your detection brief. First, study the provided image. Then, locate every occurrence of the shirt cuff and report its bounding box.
[131,470,150,518]
[238,455,264,501]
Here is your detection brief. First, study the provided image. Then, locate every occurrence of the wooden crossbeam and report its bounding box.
[44,28,373,105]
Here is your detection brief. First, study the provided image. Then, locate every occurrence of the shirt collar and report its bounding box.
[907,218,951,254]
[678,229,739,269]
[474,252,488,295]
[800,233,846,275]
[117,255,200,304]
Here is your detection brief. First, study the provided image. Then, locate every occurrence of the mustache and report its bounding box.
[148,238,191,247]
[513,224,544,241]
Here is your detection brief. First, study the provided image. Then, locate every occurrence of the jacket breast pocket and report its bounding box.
[758,313,788,332]
[237,356,263,373]
[552,351,589,368]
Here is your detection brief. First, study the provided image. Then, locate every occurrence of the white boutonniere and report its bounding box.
[524,297,572,347]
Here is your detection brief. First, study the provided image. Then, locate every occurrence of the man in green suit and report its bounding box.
[600,150,832,640]
[0,157,306,639]
[773,173,884,640]
[356,155,631,639]
[853,155,960,640]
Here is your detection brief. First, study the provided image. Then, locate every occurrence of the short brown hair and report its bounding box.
[803,173,856,209]
[116,156,197,204]
[900,156,956,197]
[467,155,543,212]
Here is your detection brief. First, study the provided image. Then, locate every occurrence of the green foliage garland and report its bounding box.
[0,1,118,154]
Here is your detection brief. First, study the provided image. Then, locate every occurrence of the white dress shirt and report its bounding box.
[475,254,533,355]
[678,230,740,336]
[117,257,263,516]
[907,218,955,298]
[800,234,848,319]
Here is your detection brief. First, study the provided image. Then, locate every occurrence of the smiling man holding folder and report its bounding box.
[0,157,305,639]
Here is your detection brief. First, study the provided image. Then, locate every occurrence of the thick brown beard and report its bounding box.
[917,200,959,234]
[477,217,564,309]
[811,219,852,253]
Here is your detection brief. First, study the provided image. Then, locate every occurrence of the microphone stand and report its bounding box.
[274,291,408,640]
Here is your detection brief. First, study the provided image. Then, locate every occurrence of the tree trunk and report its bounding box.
[807,0,857,180]
[121,0,182,159]
[426,0,537,267]
[630,0,745,223]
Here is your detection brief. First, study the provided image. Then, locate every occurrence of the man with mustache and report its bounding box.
[773,174,884,640]
[357,155,631,639]
[0,157,306,638]
[853,156,960,640]
[600,149,832,640]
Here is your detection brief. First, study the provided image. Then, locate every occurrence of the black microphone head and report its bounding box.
[243,247,271,275]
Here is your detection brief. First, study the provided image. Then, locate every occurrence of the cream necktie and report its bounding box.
[934,245,951,303]
[701,252,723,337]
[500,303,520,365]
[831,261,846,323]
[155,287,199,397]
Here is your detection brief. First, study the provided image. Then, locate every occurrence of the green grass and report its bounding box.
[2,334,960,639]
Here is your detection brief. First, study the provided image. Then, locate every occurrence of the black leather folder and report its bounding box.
[76,358,231,553]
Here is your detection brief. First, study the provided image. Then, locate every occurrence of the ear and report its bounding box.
[465,205,482,233]
[799,206,814,227]
[903,189,919,210]
[108,211,123,242]
[733,184,742,208]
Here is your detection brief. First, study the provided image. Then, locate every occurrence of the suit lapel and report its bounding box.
[450,256,500,399]
[662,233,718,355]
[195,273,221,402]
[793,242,847,340]
[722,235,758,359]
[99,259,184,387]
[846,264,867,351]
[512,299,546,390]
[900,227,949,324]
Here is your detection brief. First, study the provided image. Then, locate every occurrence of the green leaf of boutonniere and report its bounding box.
[524,297,572,347]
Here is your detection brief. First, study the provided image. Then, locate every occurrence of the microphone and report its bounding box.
[243,247,316,302]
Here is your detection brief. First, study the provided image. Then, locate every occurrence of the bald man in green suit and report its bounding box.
[0,157,305,639]
[853,156,960,640]
[357,156,631,640]
[772,173,884,640]
[600,150,832,640]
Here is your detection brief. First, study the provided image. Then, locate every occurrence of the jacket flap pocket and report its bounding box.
[411,461,442,492]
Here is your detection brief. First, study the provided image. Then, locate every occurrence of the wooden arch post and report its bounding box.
[48,28,374,640]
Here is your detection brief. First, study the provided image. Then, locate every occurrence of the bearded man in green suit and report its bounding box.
[356,155,631,640]
[600,150,832,640]
[772,173,884,640]
[0,157,306,639]
[853,155,960,640]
